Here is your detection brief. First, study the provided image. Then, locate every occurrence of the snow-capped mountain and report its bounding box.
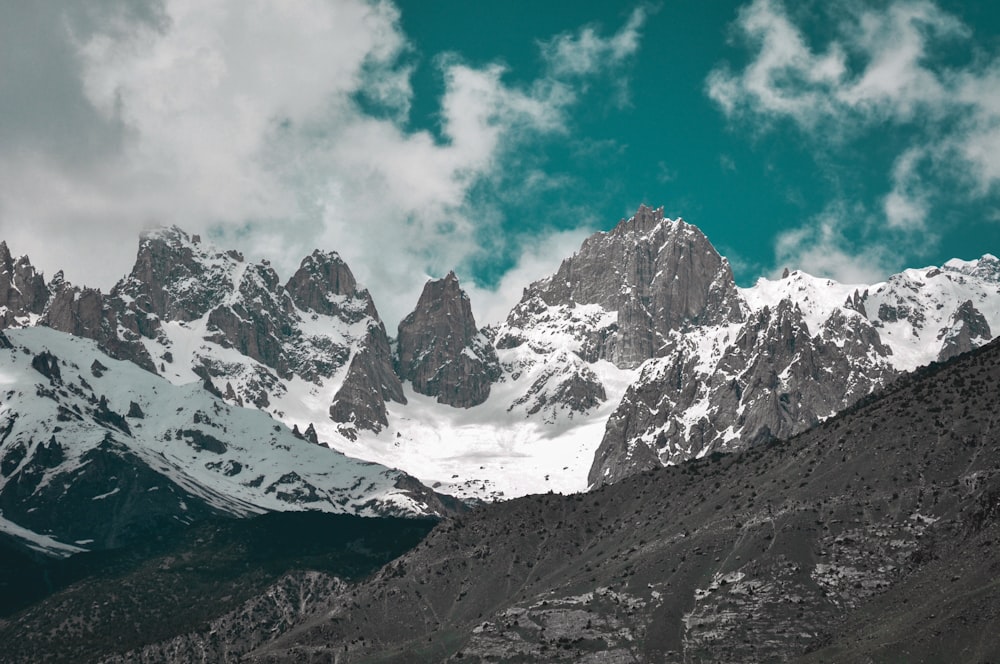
[2,207,997,502]
[591,235,1000,485]
[0,326,451,555]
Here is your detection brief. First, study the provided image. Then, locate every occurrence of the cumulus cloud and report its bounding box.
[773,204,895,285]
[708,0,1000,273]
[542,7,646,78]
[707,0,967,129]
[0,0,646,326]
[883,148,930,230]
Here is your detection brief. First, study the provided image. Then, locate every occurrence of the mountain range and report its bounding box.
[1,204,999,661]
[4,314,999,663]
[3,206,998,513]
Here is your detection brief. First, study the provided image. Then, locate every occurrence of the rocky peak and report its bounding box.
[41,275,106,340]
[843,289,869,317]
[329,319,406,437]
[396,272,500,408]
[511,205,743,369]
[40,275,157,374]
[610,202,664,235]
[113,226,244,324]
[938,300,992,362]
[284,250,376,322]
[0,242,49,328]
[204,261,298,379]
[943,253,1000,283]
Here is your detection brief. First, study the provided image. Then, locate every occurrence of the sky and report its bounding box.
[1,0,999,327]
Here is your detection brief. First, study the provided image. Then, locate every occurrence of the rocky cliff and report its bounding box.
[589,255,1000,485]
[0,241,48,328]
[396,272,500,408]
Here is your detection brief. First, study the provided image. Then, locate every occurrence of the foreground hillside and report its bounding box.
[0,512,435,663]
[234,338,1000,663]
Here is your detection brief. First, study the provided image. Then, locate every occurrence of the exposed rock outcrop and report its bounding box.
[113,226,243,326]
[501,205,743,370]
[329,321,405,437]
[41,273,156,373]
[937,299,992,362]
[285,250,376,323]
[396,272,500,408]
[589,298,898,486]
[0,242,48,328]
[204,261,297,379]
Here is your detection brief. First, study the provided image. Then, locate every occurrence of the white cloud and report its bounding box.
[0,1,646,327]
[707,0,966,129]
[773,204,893,284]
[706,0,846,125]
[542,7,646,77]
[883,147,930,230]
[709,0,1000,271]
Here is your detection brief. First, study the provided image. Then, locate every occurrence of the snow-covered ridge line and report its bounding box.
[2,209,998,499]
[0,326,449,555]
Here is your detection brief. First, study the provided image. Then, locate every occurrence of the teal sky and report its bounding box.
[395,0,1000,288]
[1,0,999,324]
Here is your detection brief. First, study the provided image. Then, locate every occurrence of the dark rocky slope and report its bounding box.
[0,513,435,664]
[243,339,1000,663]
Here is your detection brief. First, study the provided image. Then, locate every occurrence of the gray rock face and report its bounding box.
[503,205,743,369]
[113,226,243,325]
[285,250,376,323]
[204,261,298,379]
[590,297,898,487]
[0,242,49,328]
[396,272,500,408]
[937,300,992,362]
[509,360,607,417]
[41,273,156,373]
[329,321,406,438]
[42,274,110,340]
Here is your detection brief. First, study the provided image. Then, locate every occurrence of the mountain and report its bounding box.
[590,251,1000,485]
[2,211,999,661]
[62,332,997,664]
[396,272,500,408]
[1,209,998,500]
[0,326,452,554]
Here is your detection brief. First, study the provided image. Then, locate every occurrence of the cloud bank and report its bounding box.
[0,1,645,326]
[708,0,1000,281]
